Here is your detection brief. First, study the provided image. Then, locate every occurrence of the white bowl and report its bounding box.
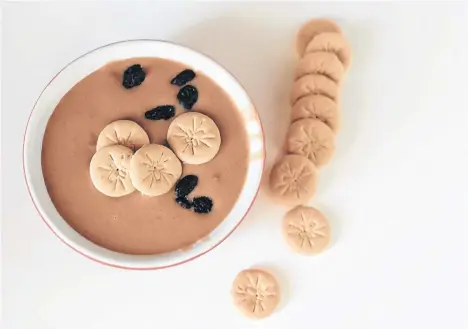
[23,40,265,270]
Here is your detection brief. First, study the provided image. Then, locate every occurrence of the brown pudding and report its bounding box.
[41,57,249,255]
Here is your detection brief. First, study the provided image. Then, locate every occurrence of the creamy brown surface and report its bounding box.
[42,57,249,255]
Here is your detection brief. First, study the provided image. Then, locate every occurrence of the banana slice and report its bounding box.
[304,32,351,69]
[268,154,317,206]
[286,118,335,168]
[231,269,281,319]
[290,74,339,106]
[290,94,340,132]
[96,120,149,151]
[89,145,135,197]
[296,19,342,57]
[129,144,182,196]
[167,112,221,165]
[295,51,345,83]
[282,206,331,255]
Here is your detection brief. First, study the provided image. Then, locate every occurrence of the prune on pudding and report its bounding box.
[175,175,198,199]
[177,85,198,110]
[176,197,192,209]
[122,64,146,89]
[192,196,213,214]
[171,69,196,86]
[145,105,176,120]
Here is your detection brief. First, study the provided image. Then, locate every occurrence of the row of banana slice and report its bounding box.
[268,19,352,256]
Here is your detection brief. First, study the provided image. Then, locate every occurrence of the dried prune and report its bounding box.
[176,197,192,209]
[145,105,175,120]
[175,175,198,198]
[177,85,198,110]
[171,69,196,86]
[192,196,213,214]
[122,64,146,89]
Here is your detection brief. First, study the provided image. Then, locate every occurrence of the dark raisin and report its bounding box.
[122,64,146,89]
[145,105,175,120]
[192,196,213,214]
[171,69,196,86]
[177,85,198,110]
[176,197,192,209]
[175,175,198,198]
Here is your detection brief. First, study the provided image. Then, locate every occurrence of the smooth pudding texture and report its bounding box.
[41,57,249,255]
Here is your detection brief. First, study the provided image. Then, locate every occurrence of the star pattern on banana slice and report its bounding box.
[286,209,327,248]
[141,152,174,187]
[98,153,128,191]
[274,161,314,198]
[173,117,216,155]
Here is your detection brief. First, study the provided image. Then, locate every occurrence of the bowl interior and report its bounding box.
[24,40,264,269]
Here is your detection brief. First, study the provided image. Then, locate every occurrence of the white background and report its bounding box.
[2,1,468,329]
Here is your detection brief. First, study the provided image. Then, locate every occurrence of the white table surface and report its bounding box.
[2,2,468,329]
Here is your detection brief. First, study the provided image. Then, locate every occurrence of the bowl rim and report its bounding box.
[22,39,266,270]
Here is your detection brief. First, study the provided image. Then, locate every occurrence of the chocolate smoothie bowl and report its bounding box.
[23,41,264,269]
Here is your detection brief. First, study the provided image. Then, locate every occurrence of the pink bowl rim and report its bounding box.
[22,39,266,270]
